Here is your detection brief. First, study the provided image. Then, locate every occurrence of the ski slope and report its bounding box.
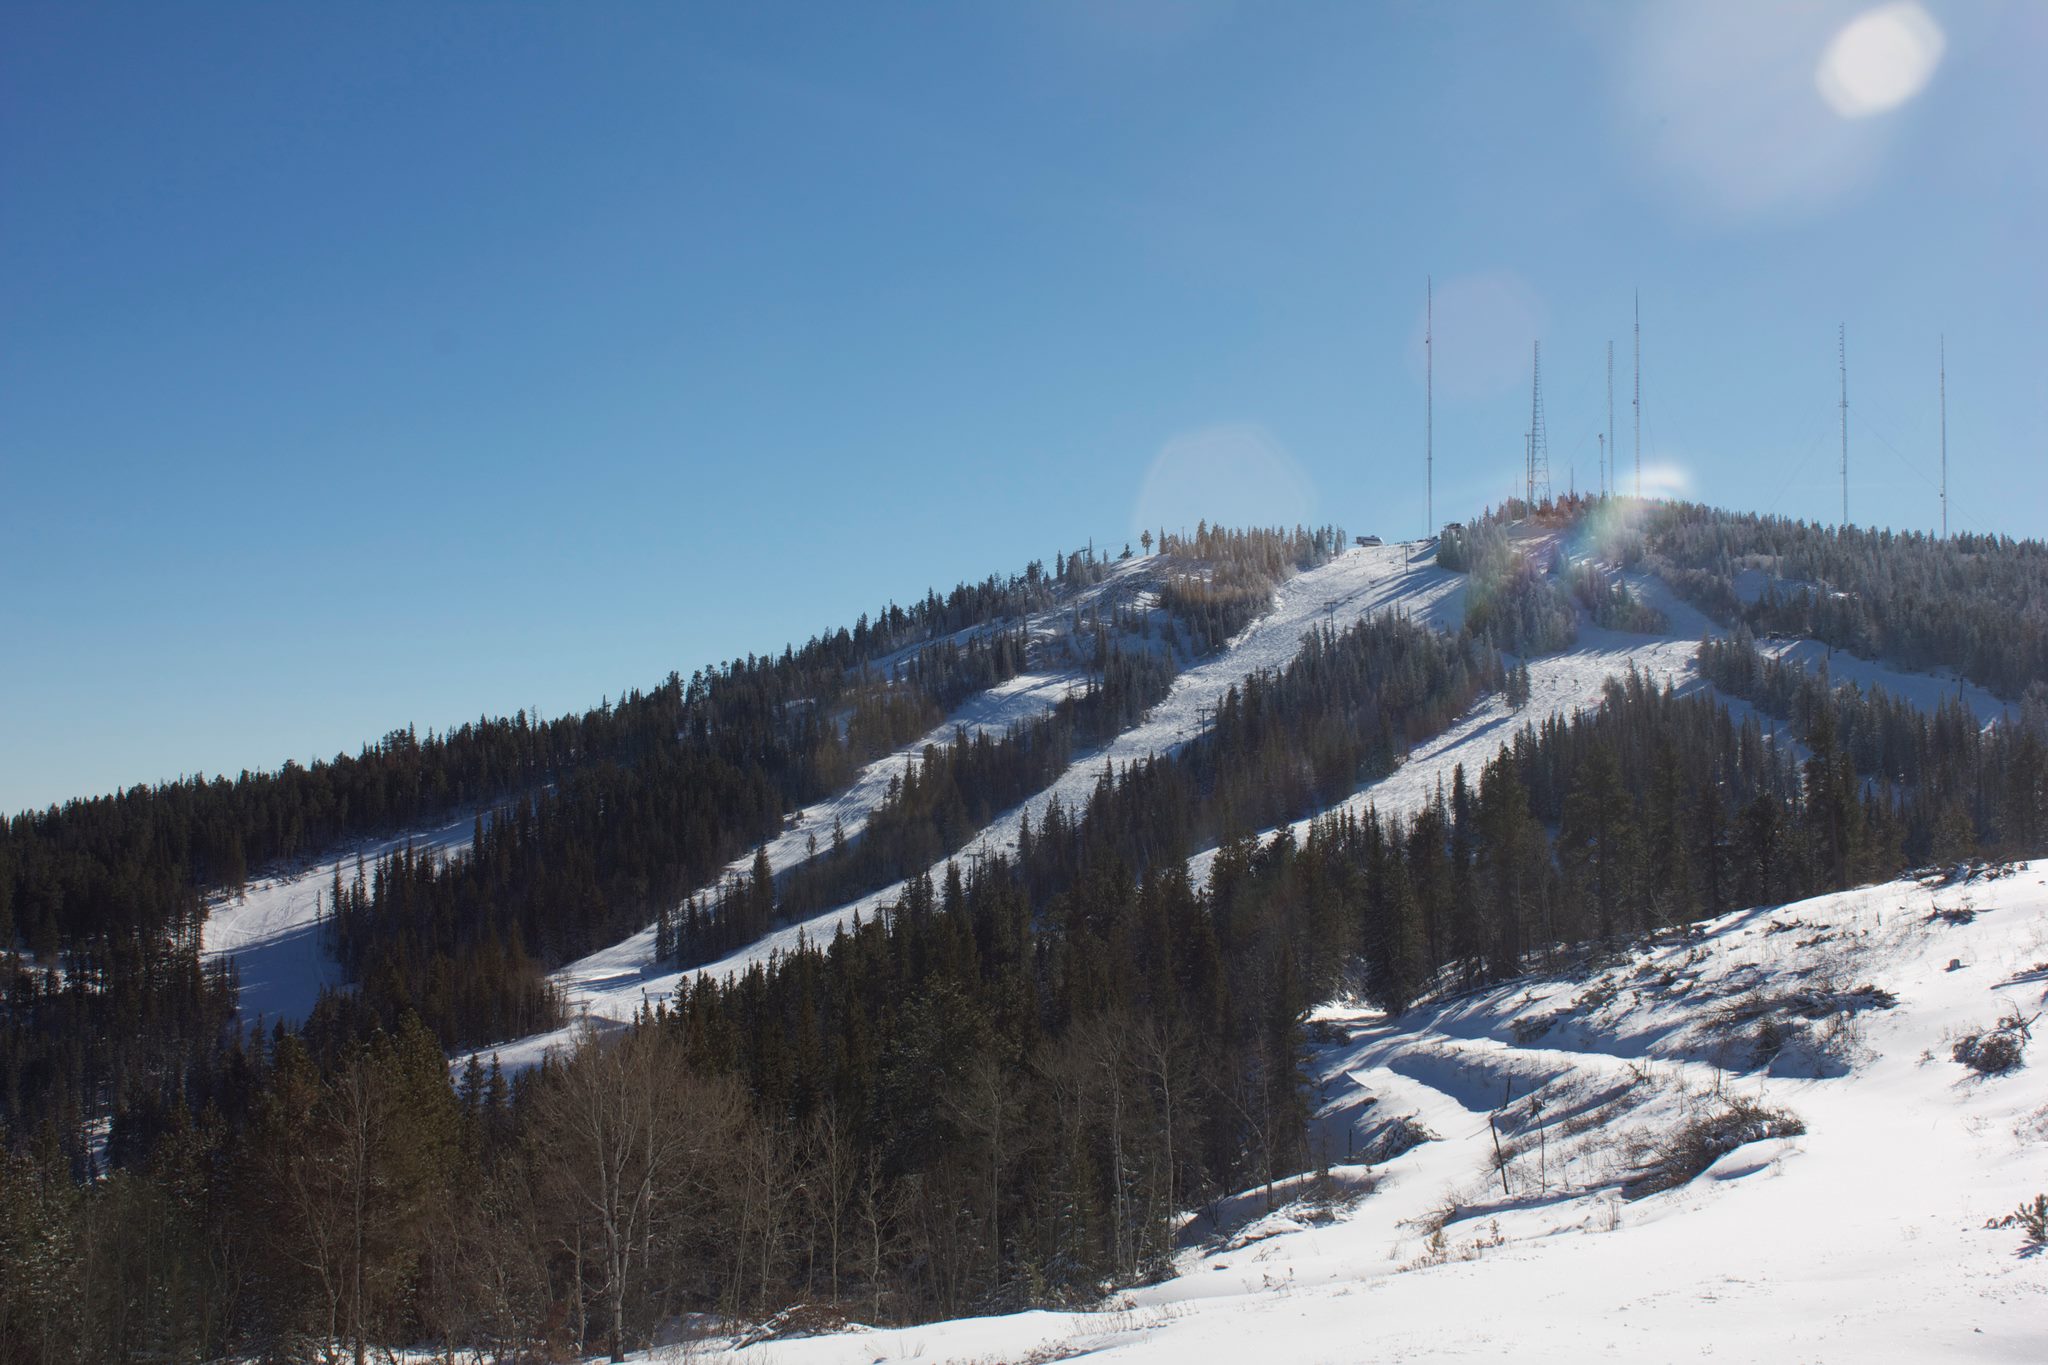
[1184,558,1789,884]
[200,559,1144,1033]
[657,862,2048,1363]
[199,813,478,1027]
[493,664,1100,1071]
[211,529,2023,1064]
[468,535,2022,1073]
[1763,635,2011,726]
[457,545,1462,1066]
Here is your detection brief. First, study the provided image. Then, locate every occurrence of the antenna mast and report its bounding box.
[1838,323,1849,525]
[1605,340,1615,498]
[1426,277,1434,539]
[1527,341,1550,510]
[1632,293,1642,499]
[1939,334,1948,539]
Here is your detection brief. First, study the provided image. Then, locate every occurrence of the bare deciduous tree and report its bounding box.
[529,1022,741,1362]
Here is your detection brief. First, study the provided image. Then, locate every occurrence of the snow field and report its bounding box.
[660,862,2048,1363]
[199,812,478,1027]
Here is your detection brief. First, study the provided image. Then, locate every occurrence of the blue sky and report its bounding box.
[3,1,2042,814]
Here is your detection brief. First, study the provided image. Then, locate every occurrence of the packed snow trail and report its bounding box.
[466,543,1459,1068]
[1185,556,1793,884]
[215,531,2015,1057]
[655,862,2048,1364]
[203,557,1144,1031]
[1763,635,2011,725]
[476,535,2016,1072]
[199,813,478,1027]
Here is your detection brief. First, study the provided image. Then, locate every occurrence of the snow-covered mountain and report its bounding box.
[199,528,2014,1074]
[169,516,2048,1361]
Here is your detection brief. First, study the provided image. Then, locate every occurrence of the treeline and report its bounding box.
[324,530,1348,1044]
[683,644,1179,965]
[1439,515,1578,656]
[0,541,1137,1171]
[656,525,1352,972]
[1698,628,2048,862]
[1566,557,1668,634]
[0,599,1487,1362]
[0,618,1014,1153]
[8,597,2047,1359]
[677,606,1492,972]
[3,525,1358,1172]
[1156,523,1349,655]
[1438,499,1671,656]
[1637,501,2048,701]
[313,628,1048,1049]
[5,571,1052,936]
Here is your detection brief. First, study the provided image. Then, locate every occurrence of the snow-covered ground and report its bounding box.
[1762,636,2011,726]
[735,667,1089,902]
[651,861,2048,1363]
[202,529,2048,1357]
[1186,558,1784,884]
[208,529,2025,1065]
[199,812,479,1027]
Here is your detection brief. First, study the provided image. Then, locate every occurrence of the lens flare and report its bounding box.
[1131,424,1315,543]
[1817,3,1945,118]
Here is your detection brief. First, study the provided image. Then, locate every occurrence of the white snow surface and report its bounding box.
[199,814,478,1027]
[1185,558,1786,885]
[1761,636,2012,726]
[753,668,1089,891]
[625,862,2048,1363]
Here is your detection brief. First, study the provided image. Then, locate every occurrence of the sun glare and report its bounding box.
[1816,2,1945,118]
[1132,424,1316,543]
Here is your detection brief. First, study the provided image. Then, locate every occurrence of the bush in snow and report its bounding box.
[1952,1008,2036,1075]
[1621,1097,1805,1200]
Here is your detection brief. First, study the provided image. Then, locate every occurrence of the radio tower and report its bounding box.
[1605,340,1615,498]
[1527,341,1550,510]
[1426,277,1434,540]
[1838,324,1849,525]
[1632,293,1642,499]
[1939,335,1948,539]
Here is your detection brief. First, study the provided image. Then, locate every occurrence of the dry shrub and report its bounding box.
[1953,1008,2035,1076]
[1621,1097,1804,1201]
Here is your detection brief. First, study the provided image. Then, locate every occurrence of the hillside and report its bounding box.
[677,861,2048,1362]
[180,508,2024,1071]
[462,516,2017,1076]
[9,502,2048,1363]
